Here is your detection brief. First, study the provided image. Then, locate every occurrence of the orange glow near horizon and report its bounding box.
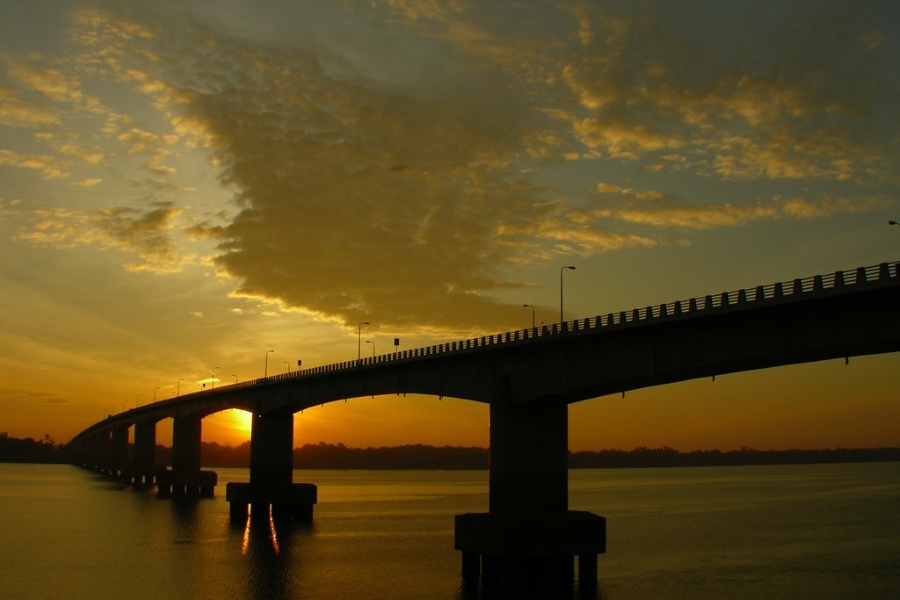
[1,2,898,453]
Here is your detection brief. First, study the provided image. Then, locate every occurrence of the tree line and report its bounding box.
[0,432,61,463]
[3,433,900,469]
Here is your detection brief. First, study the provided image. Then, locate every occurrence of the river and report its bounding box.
[1,462,898,599]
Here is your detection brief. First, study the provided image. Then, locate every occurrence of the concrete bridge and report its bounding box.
[67,261,900,593]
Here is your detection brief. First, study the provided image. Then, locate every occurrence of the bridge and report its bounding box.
[67,261,900,594]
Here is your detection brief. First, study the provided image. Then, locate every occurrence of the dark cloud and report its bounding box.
[136,14,561,330]
[97,201,182,266]
[560,1,899,181]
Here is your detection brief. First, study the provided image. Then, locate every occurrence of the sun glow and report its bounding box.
[231,409,254,436]
[204,409,254,445]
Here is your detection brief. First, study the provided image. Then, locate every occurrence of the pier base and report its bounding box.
[157,469,217,498]
[455,510,605,594]
[125,467,162,488]
[225,482,318,522]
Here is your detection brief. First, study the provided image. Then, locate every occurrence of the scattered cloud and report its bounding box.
[0,148,71,179]
[71,177,102,188]
[13,202,189,273]
[584,184,892,230]
[0,85,61,127]
[556,3,898,183]
[4,53,84,104]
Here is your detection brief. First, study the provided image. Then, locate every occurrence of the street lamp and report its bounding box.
[358,322,370,361]
[177,378,183,396]
[560,265,576,325]
[264,349,274,377]
[366,339,375,357]
[523,304,535,329]
[211,366,220,389]
[153,386,160,402]
[283,360,289,374]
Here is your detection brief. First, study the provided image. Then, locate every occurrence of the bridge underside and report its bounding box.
[494,284,900,406]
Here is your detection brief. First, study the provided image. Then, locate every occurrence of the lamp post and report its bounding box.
[366,339,375,357]
[211,366,220,389]
[358,322,370,361]
[153,386,160,402]
[283,360,289,374]
[264,349,274,377]
[523,304,535,328]
[560,265,576,325]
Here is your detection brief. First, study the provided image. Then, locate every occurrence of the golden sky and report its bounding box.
[1,0,898,451]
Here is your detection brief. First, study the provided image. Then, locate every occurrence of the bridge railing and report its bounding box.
[210,261,900,391]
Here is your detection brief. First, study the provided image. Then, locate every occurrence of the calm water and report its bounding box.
[1,462,899,599]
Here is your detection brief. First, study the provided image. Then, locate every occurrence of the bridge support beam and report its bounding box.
[455,400,606,594]
[158,415,217,498]
[226,410,317,522]
[129,420,158,487]
[88,430,111,475]
[109,425,129,481]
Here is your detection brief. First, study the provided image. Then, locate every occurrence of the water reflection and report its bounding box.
[242,505,283,555]
[238,506,309,600]
[455,563,605,600]
[457,582,605,600]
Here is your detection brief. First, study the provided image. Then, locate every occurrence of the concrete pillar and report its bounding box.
[132,420,157,486]
[455,396,605,595]
[172,415,202,475]
[250,411,294,485]
[91,431,111,473]
[489,401,568,518]
[110,426,129,480]
[159,415,217,497]
[226,409,317,522]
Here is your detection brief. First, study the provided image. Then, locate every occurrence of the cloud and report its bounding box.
[116,127,177,174]
[557,2,899,183]
[71,177,102,188]
[3,54,84,104]
[6,3,895,336]
[33,131,105,165]
[0,148,70,179]
[584,184,892,230]
[64,6,556,331]
[0,85,61,127]
[13,202,189,273]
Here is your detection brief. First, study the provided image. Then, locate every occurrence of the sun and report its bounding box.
[231,409,254,436]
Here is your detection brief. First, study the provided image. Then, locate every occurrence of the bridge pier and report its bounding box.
[158,415,217,497]
[109,425,129,480]
[85,430,111,475]
[225,410,317,522]
[128,420,159,487]
[455,400,606,594]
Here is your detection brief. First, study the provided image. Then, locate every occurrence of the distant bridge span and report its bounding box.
[67,261,900,592]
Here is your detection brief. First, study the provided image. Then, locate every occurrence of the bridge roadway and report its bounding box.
[68,261,900,593]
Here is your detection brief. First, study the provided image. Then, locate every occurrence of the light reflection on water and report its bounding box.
[1,463,899,599]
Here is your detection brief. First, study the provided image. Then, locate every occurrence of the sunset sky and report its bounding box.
[1,0,898,452]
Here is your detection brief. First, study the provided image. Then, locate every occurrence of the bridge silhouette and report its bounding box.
[68,261,900,593]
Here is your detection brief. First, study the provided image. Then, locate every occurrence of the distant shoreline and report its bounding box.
[4,434,899,469]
